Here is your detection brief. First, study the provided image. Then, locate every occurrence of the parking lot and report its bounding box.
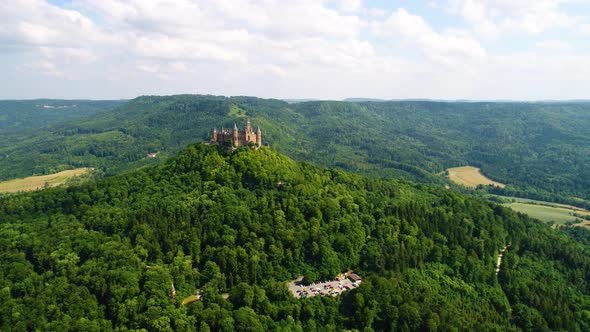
[287,275,361,298]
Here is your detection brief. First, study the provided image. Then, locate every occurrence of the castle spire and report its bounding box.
[246,118,252,133]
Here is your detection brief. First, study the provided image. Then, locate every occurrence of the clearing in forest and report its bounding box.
[503,201,590,224]
[228,104,247,117]
[446,166,506,188]
[0,168,92,193]
[287,272,361,299]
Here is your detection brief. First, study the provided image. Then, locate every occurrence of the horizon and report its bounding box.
[2,1,590,100]
[3,94,590,103]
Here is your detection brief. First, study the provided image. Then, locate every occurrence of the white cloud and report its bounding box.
[373,8,486,63]
[447,0,587,36]
[501,10,575,34]
[133,34,246,62]
[257,3,362,39]
[138,61,188,76]
[168,61,187,72]
[67,0,366,70]
[0,0,119,47]
[0,0,589,100]
[20,60,65,78]
[536,40,573,52]
[338,0,362,12]
[447,0,499,38]
[480,52,590,98]
[0,0,124,81]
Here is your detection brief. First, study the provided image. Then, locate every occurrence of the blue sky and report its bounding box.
[2,0,590,100]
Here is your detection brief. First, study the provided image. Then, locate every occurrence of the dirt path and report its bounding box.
[496,245,510,276]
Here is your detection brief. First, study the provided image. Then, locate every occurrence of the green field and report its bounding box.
[501,198,590,224]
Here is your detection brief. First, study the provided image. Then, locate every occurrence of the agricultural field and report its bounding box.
[0,168,92,193]
[499,196,590,224]
[499,196,590,210]
[446,166,506,188]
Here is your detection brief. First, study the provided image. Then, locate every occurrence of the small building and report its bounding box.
[348,272,362,283]
[147,153,157,158]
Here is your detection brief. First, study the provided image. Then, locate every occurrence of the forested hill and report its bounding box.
[2,144,590,330]
[0,99,126,163]
[1,95,590,203]
[0,99,125,133]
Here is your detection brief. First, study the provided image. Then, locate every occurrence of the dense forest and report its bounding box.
[2,144,590,331]
[1,95,589,206]
[0,100,125,169]
[0,100,125,133]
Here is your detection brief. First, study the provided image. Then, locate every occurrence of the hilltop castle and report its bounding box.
[212,119,262,148]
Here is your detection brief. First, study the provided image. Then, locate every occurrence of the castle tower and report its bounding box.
[256,126,262,147]
[233,123,239,147]
[245,118,252,133]
[212,128,218,142]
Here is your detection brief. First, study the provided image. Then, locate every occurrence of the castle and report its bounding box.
[212,119,262,148]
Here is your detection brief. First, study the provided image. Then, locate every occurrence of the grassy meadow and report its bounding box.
[446,166,506,188]
[498,196,590,224]
[0,168,92,193]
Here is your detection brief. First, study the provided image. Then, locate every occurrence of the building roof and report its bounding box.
[348,273,362,281]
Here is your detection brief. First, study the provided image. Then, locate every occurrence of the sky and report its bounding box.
[2,0,590,100]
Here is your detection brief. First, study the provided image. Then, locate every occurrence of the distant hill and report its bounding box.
[342,98,387,102]
[1,95,590,206]
[282,98,321,104]
[0,99,126,133]
[2,144,590,330]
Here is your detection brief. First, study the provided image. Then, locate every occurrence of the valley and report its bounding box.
[2,96,590,209]
[4,1,590,330]
[2,97,590,331]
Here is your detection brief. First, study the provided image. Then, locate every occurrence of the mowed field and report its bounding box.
[0,168,92,193]
[446,166,506,188]
[500,196,590,224]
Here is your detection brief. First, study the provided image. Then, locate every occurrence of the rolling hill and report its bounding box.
[1,95,589,206]
[1,144,590,330]
[0,99,125,133]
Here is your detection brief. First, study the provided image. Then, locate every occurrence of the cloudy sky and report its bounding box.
[2,0,590,100]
